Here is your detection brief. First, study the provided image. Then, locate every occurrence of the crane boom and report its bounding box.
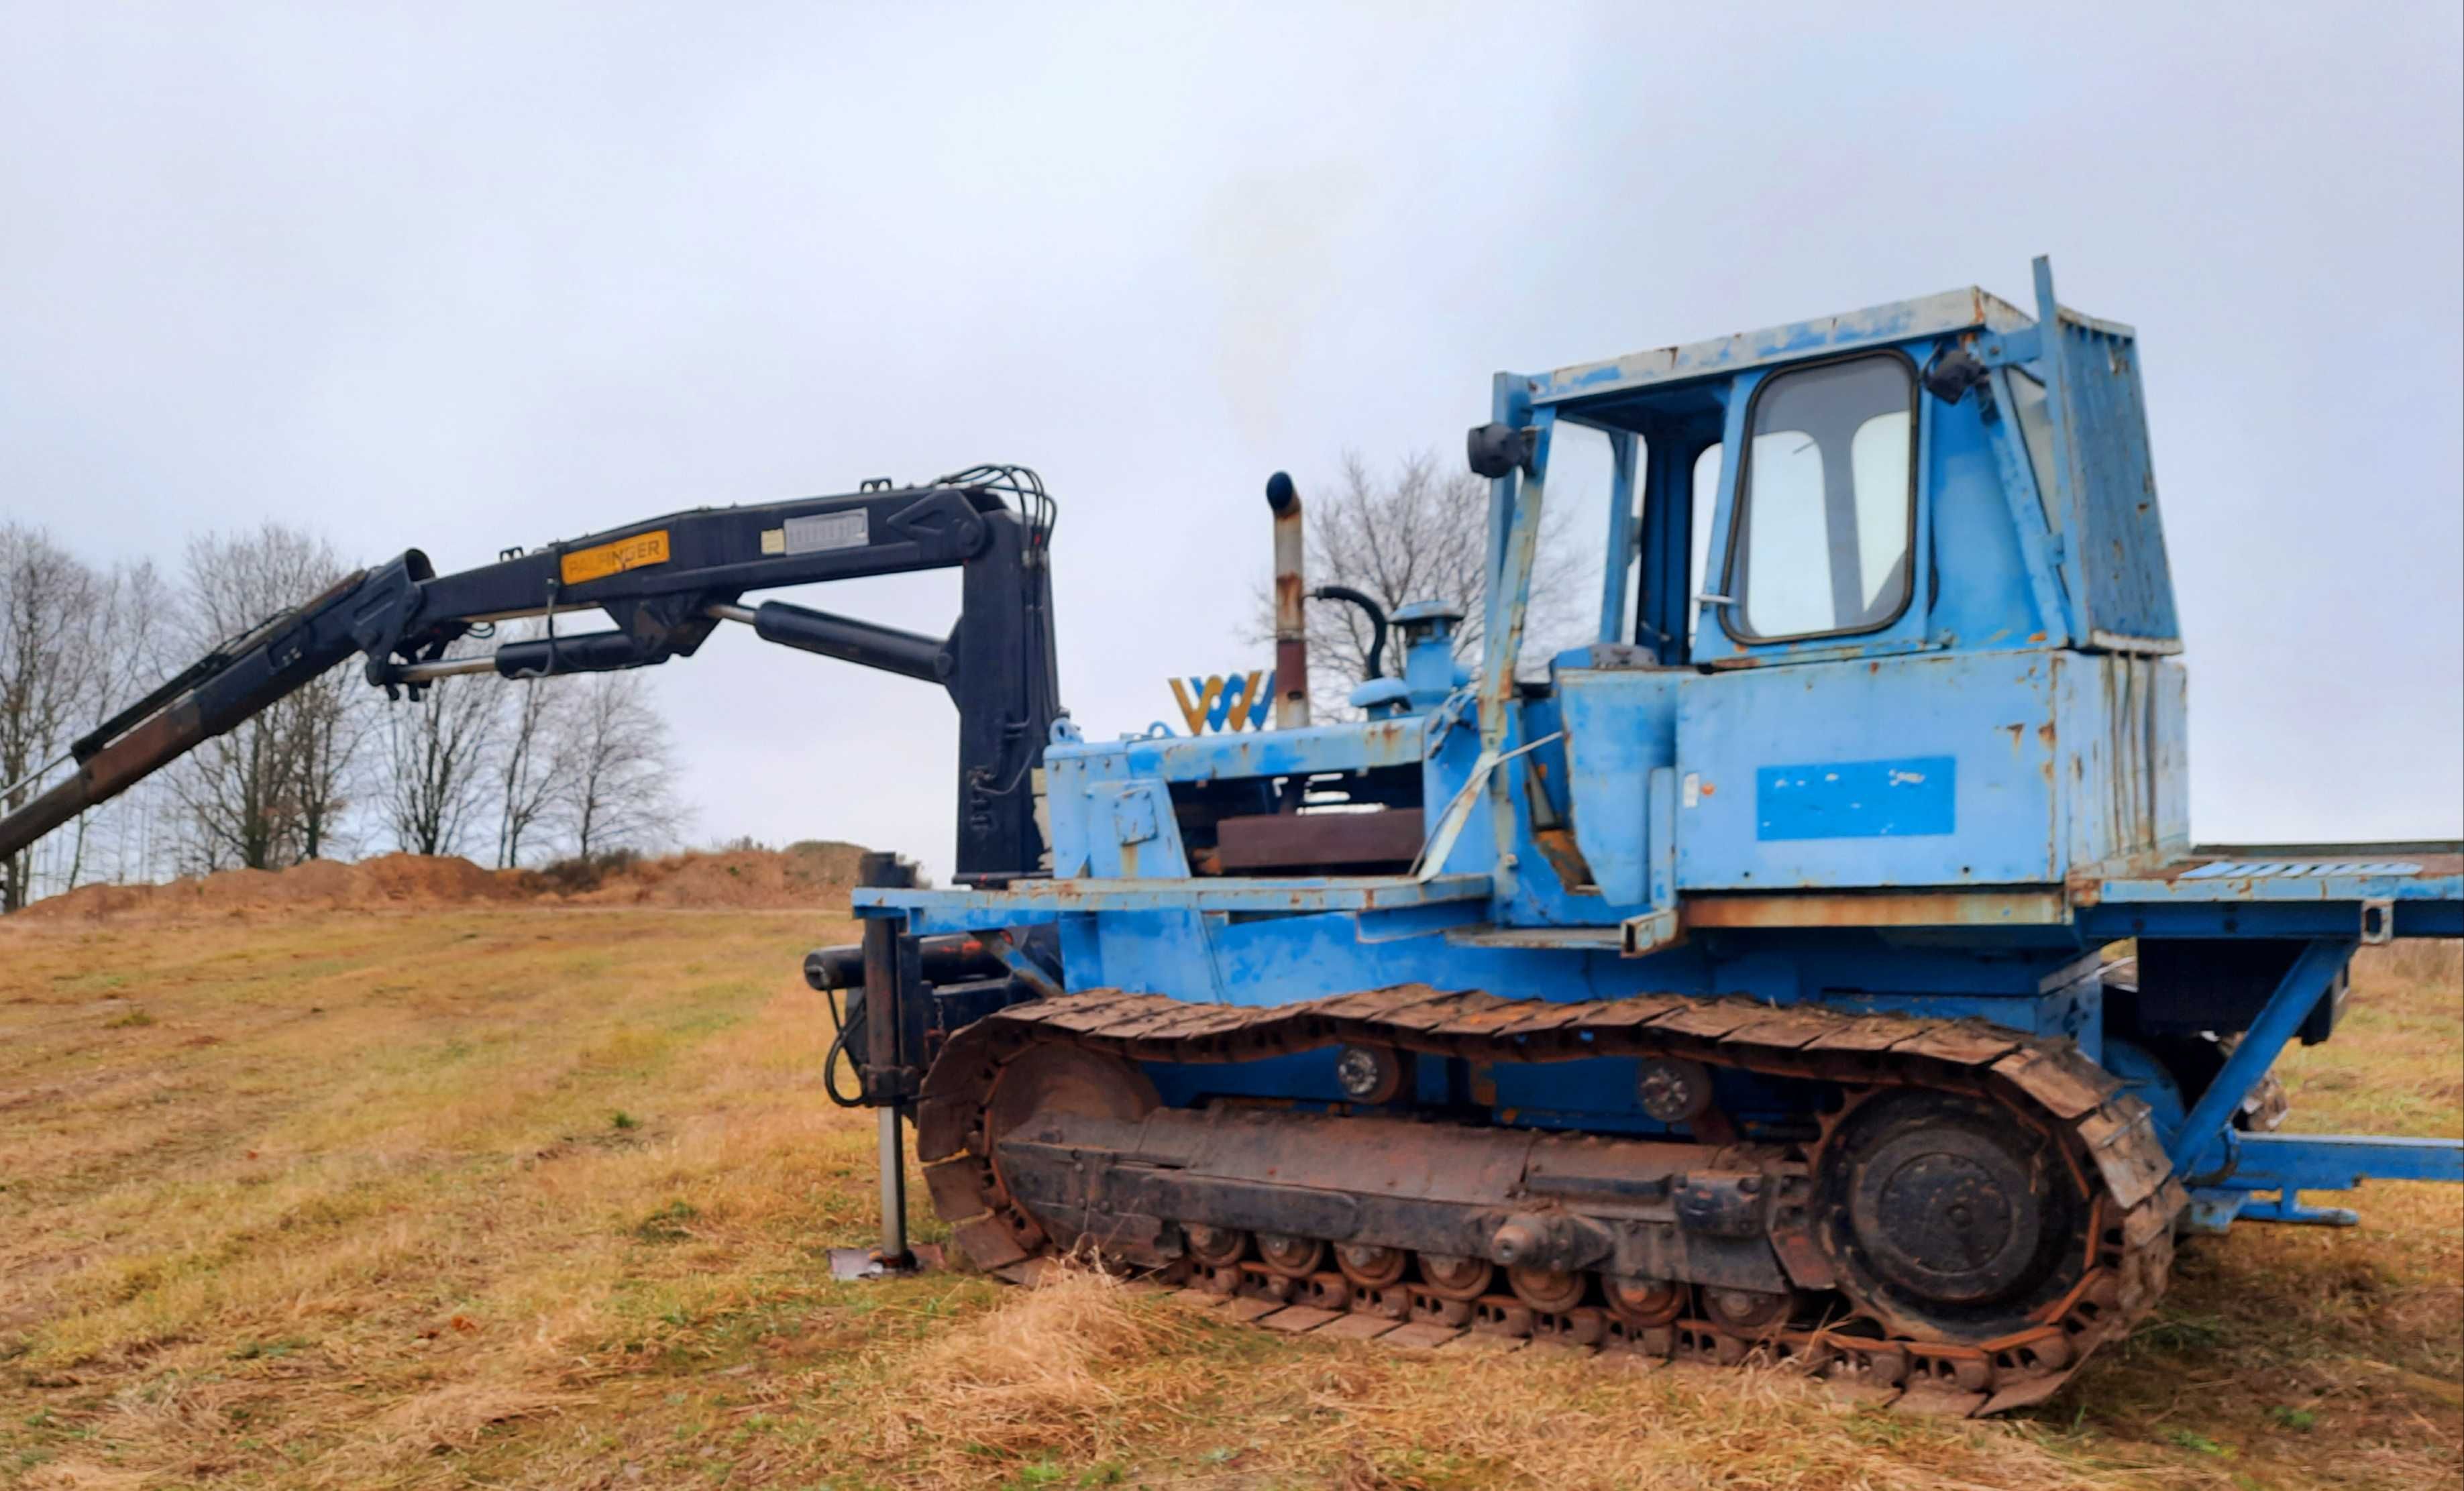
[0,468,1063,884]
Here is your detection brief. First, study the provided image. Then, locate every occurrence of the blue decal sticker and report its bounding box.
[1756,756,1956,840]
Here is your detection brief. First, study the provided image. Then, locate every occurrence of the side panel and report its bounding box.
[2057,652,2190,873]
[1674,651,2060,888]
[2037,269,2179,644]
[1554,669,1682,905]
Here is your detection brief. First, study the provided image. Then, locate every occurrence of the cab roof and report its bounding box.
[1523,286,2059,410]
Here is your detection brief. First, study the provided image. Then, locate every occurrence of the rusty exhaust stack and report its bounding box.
[1267,471,1309,729]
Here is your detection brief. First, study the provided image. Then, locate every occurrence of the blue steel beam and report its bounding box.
[2168,938,2354,1178]
[2079,901,2464,940]
[856,871,1496,926]
[2221,1132,2464,1189]
[2186,1134,2464,1233]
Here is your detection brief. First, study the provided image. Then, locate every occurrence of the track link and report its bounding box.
[915,985,2184,1416]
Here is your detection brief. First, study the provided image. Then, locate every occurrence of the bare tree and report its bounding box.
[0,525,113,910]
[169,524,368,870]
[557,671,681,859]
[1249,450,1589,713]
[379,645,503,857]
[494,673,570,869]
[48,558,168,895]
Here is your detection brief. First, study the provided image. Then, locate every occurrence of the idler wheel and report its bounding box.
[1336,1243,1409,1288]
[1184,1225,1248,1268]
[1507,1264,1587,1313]
[982,1045,1158,1227]
[1818,1091,2086,1341]
[1417,1253,1495,1301]
[1256,1233,1327,1278]
[1603,1277,1683,1327]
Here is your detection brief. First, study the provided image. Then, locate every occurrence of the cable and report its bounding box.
[820,987,866,1107]
[933,463,1057,550]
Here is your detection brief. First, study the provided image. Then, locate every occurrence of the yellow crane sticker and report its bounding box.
[559,529,671,586]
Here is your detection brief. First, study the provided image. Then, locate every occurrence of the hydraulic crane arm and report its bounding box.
[0,467,1063,883]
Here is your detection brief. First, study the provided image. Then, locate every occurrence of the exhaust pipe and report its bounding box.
[1267,472,1308,729]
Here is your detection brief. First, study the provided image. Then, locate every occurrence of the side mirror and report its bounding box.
[1466,422,1537,480]
[1922,344,1989,404]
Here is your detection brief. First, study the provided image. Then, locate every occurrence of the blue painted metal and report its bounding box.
[2028,258,2180,649]
[861,258,2461,1237]
[1754,756,1958,842]
[1359,603,1470,718]
[2167,940,2353,1176]
[1675,652,2062,888]
[1554,670,1678,905]
[1595,426,1641,645]
[2100,1036,2188,1140]
[2186,1136,2464,1231]
[2090,858,2461,905]
[857,871,1495,926]
[2226,1132,2464,1188]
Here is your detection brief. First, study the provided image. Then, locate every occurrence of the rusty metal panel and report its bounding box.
[1584,993,1702,1030]
[922,1157,987,1220]
[1890,1021,2023,1067]
[1988,1047,2119,1121]
[914,1099,975,1162]
[1378,992,1501,1033]
[1035,993,1174,1033]
[951,1215,1034,1271]
[1314,985,1456,1021]
[1684,889,2068,928]
[1895,1386,1989,1418]
[1980,1374,2072,1416]
[2076,1107,2165,1211]
[1144,1004,1273,1040]
[1095,1002,1241,1041]
[2122,1193,2178,1248]
[1643,997,1773,1040]
[1722,1008,1847,1052]
[1317,1313,1403,1342]
[1360,995,1488,1030]
[1487,1001,1606,1037]
[1806,1014,1929,1054]
[1436,1000,1555,1036]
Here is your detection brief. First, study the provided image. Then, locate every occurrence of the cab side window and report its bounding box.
[1723,354,1917,641]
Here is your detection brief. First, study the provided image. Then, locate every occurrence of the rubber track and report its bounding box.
[915,985,2187,1416]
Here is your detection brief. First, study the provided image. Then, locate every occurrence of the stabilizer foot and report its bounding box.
[828,1241,942,1281]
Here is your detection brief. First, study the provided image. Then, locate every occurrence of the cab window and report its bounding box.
[1723,353,1917,641]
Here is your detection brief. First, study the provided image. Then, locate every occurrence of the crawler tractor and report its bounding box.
[6,260,2457,1413]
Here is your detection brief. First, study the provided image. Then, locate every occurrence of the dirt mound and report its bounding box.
[561,841,871,908]
[13,842,875,923]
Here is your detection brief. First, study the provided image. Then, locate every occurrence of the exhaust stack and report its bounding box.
[1267,472,1309,729]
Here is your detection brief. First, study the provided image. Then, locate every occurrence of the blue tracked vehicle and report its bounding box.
[5,260,2455,1413]
[847,258,2461,1412]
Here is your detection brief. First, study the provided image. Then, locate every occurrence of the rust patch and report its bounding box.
[1532,826,1594,889]
[1684,889,2068,929]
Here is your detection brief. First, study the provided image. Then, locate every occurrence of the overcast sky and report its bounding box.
[4,2,2459,877]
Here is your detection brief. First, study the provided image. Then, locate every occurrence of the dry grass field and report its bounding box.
[0,899,2454,1490]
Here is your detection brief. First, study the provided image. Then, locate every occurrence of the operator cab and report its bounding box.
[1484,258,2188,936]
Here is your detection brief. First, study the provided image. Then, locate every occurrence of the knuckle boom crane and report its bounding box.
[8,262,2460,1415]
[0,467,1061,883]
